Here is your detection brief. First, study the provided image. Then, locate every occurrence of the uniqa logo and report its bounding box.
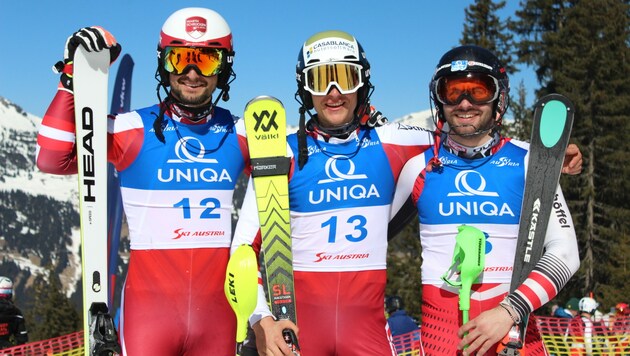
[441,170,515,217]
[158,136,233,183]
[167,136,219,164]
[309,155,379,204]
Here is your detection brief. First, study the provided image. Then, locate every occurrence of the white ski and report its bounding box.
[73,46,120,355]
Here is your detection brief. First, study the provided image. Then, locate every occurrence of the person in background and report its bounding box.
[36,7,247,355]
[0,277,28,349]
[386,295,420,337]
[555,297,580,318]
[569,297,599,355]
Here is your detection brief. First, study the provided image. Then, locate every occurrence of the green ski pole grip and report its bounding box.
[440,225,486,319]
[455,225,486,313]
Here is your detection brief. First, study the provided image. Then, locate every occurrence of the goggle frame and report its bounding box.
[163,46,224,77]
[434,72,500,106]
[302,62,364,96]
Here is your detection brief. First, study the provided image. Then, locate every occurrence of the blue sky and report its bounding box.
[1,1,534,125]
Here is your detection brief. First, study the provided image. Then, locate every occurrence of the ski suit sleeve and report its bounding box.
[36,83,132,174]
[14,308,28,345]
[36,87,79,174]
[231,175,273,326]
[381,124,434,239]
[506,185,580,321]
[388,153,427,238]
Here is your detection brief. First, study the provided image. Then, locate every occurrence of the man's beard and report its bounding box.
[170,86,213,107]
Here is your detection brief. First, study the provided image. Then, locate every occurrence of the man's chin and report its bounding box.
[172,92,213,107]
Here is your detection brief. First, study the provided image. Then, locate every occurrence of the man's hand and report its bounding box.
[53,26,121,90]
[562,143,583,175]
[252,316,299,356]
[457,306,514,355]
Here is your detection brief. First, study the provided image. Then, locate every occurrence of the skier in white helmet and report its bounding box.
[0,277,28,349]
[36,8,247,355]
[568,297,600,355]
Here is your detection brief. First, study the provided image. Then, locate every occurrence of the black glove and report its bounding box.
[52,26,122,90]
[365,105,389,128]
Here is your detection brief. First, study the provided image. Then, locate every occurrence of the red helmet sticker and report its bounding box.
[186,16,207,39]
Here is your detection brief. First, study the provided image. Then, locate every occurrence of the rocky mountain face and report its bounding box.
[0,96,85,309]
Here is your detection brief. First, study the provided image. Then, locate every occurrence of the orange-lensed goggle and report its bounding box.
[163,47,223,77]
[303,62,364,95]
[435,72,499,105]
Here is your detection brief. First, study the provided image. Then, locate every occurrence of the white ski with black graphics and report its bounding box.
[73,46,121,356]
[497,94,575,355]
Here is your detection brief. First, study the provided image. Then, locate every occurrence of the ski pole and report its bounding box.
[440,225,486,325]
[225,244,259,355]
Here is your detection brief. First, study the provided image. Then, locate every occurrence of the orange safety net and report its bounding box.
[0,331,84,356]
[536,315,630,356]
[1,316,628,356]
[391,329,421,356]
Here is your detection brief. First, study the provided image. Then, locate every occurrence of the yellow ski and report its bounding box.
[243,96,299,352]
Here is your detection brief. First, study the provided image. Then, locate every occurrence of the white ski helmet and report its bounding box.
[0,276,13,298]
[296,30,372,112]
[157,7,235,91]
[579,297,599,314]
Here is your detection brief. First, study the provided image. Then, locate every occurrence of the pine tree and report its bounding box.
[502,80,533,140]
[24,265,81,341]
[461,0,516,74]
[386,216,423,322]
[513,0,630,309]
[460,0,535,136]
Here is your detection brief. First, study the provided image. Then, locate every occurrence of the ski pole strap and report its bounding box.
[250,156,291,177]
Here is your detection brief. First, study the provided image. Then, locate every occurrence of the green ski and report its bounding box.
[243,96,300,353]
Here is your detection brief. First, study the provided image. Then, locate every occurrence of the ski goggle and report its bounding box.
[163,47,223,77]
[303,62,364,95]
[434,72,500,105]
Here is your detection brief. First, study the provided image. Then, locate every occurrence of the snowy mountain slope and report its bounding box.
[0,96,82,298]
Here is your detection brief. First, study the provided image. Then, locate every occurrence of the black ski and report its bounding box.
[498,94,575,355]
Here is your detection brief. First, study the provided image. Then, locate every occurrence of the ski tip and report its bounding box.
[536,93,575,113]
[245,95,283,108]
